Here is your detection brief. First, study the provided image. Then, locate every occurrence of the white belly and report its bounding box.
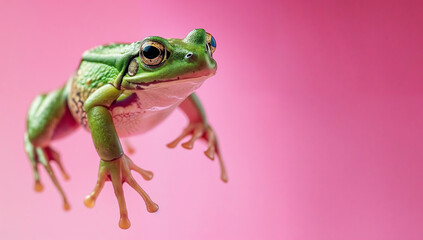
[110,77,207,137]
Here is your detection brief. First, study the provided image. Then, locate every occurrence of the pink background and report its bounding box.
[1,0,423,239]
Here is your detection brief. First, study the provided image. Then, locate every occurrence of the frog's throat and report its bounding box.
[123,70,216,90]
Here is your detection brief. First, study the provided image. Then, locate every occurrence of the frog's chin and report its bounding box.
[123,71,216,90]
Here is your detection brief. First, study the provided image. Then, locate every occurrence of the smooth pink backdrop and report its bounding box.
[1,0,423,239]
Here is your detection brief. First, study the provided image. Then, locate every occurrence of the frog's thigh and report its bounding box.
[27,86,69,147]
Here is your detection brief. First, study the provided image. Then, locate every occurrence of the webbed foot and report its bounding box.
[84,154,157,229]
[167,122,228,182]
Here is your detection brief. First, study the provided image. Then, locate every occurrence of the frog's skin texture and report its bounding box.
[24,29,227,229]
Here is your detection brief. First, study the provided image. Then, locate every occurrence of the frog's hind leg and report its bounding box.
[25,86,78,210]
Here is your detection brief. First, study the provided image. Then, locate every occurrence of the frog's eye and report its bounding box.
[140,41,168,66]
[205,32,216,56]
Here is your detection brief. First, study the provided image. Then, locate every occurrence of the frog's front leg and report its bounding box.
[82,84,158,229]
[167,93,228,182]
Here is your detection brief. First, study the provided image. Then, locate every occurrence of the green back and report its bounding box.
[82,42,141,71]
[76,42,141,89]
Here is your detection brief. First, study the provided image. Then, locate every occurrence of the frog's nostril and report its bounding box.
[185,52,196,62]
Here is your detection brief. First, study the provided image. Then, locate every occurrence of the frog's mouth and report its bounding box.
[124,70,216,90]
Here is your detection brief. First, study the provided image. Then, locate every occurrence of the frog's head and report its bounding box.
[121,29,217,90]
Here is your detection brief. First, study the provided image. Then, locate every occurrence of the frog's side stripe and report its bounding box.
[72,91,87,126]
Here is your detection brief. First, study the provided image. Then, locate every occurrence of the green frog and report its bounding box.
[24,29,227,229]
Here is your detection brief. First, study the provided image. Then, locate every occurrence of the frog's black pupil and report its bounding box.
[210,36,216,48]
[143,46,160,59]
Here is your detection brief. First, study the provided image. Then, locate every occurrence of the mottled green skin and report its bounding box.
[25,28,216,178]
[72,28,215,93]
[24,29,221,222]
[67,29,215,160]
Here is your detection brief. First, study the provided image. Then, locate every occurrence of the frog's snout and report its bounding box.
[183,29,217,70]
